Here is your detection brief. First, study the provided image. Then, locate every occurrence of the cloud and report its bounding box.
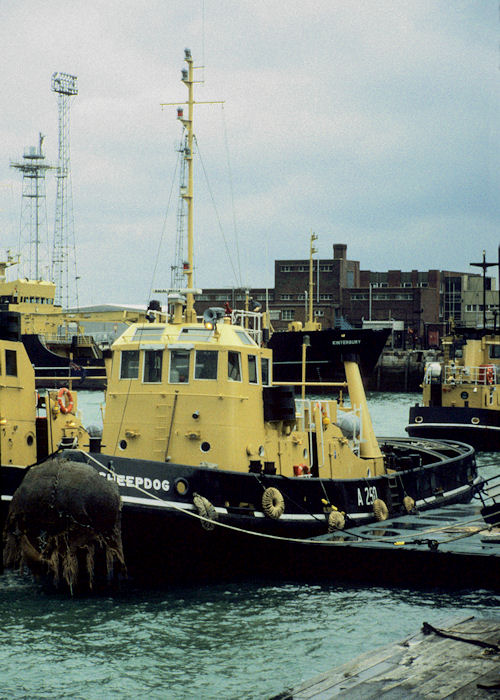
[0,0,498,306]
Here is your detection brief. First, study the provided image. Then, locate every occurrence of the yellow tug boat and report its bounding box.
[407,326,500,451]
[2,51,481,587]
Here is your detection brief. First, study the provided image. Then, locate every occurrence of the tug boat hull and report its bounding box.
[407,405,500,452]
[27,438,478,584]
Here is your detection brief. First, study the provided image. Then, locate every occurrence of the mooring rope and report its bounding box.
[73,450,497,549]
[422,622,500,652]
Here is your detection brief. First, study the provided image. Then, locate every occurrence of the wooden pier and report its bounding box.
[275,616,500,698]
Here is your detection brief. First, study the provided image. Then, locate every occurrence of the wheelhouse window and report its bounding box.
[169,349,190,383]
[194,350,218,380]
[261,357,270,386]
[133,326,165,341]
[178,328,214,342]
[143,350,163,383]
[489,345,500,360]
[248,355,258,383]
[228,351,241,381]
[120,350,140,379]
[235,330,256,346]
[5,349,17,377]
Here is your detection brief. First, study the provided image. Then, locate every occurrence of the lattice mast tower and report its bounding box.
[10,133,54,280]
[51,72,79,308]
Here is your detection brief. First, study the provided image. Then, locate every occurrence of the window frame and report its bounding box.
[227,350,242,382]
[120,350,140,380]
[169,349,191,384]
[194,349,218,380]
[143,349,163,383]
[261,356,270,386]
[5,349,17,377]
[248,354,258,384]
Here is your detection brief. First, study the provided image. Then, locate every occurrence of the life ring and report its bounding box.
[193,493,218,531]
[373,498,389,521]
[328,510,345,532]
[486,366,494,385]
[57,387,74,414]
[262,487,285,519]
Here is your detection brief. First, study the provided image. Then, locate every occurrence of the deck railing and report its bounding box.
[424,362,498,386]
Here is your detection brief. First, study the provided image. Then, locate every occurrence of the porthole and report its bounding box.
[258,445,265,457]
[471,417,480,425]
[175,478,189,495]
[460,391,468,400]
[201,441,211,453]
[414,416,423,424]
[119,439,128,450]
[26,434,34,446]
[303,448,308,460]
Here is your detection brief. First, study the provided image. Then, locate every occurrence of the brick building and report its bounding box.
[196,243,497,348]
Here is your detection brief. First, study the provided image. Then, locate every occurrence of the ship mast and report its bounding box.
[304,232,321,331]
[161,49,223,323]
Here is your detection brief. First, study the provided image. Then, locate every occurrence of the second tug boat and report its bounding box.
[58,51,480,582]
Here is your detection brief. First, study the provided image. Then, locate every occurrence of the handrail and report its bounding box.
[423,362,498,386]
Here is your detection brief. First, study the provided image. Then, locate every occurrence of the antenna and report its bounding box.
[10,133,55,280]
[170,135,189,289]
[51,71,79,309]
[470,249,497,329]
[161,49,224,323]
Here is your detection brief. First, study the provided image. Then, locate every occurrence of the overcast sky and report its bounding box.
[0,0,498,307]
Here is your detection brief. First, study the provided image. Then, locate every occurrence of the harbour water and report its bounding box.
[1,391,498,700]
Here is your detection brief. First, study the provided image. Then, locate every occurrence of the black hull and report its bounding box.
[0,438,480,588]
[406,405,500,452]
[268,328,390,385]
[21,334,106,390]
[117,503,499,591]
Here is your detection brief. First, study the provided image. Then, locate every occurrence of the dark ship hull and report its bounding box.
[406,405,500,452]
[268,327,391,386]
[21,333,106,390]
[115,501,499,590]
[0,437,477,585]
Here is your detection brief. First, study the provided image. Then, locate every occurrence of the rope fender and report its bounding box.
[404,495,416,514]
[373,498,389,521]
[328,510,345,532]
[193,493,218,531]
[262,487,285,519]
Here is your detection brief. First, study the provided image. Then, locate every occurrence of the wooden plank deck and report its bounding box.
[274,617,500,699]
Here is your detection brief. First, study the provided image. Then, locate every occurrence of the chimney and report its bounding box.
[333,244,347,260]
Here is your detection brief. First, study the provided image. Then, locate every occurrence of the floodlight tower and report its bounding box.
[51,71,79,308]
[10,133,54,280]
